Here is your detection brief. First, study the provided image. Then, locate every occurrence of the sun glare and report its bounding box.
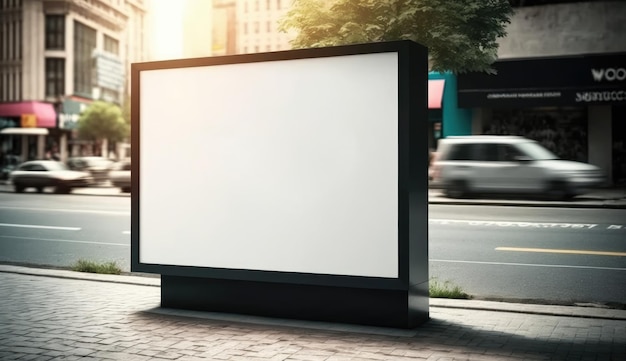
[150,0,185,60]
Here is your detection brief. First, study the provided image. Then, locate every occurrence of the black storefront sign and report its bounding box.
[458,52,626,107]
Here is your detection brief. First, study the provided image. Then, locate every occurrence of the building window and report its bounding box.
[73,21,96,98]
[45,15,65,50]
[266,0,270,10]
[255,0,259,11]
[45,58,65,98]
[266,21,271,32]
[277,0,281,9]
[244,22,248,34]
[254,21,259,33]
[104,34,119,55]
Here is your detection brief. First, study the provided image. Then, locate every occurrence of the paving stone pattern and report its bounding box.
[1,272,625,360]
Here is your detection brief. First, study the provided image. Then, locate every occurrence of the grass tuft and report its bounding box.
[429,278,470,299]
[71,259,122,275]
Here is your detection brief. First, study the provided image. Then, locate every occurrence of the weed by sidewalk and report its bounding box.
[71,259,122,275]
[430,278,470,299]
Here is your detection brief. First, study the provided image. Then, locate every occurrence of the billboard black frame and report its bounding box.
[130,40,429,328]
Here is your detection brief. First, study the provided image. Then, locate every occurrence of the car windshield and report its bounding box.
[45,162,69,171]
[516,142,559,160]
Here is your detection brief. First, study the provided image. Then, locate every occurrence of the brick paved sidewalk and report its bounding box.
[1,267,625,361]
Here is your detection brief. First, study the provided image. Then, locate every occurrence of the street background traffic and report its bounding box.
[1,185,624,308]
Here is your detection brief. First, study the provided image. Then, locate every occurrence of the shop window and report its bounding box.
[45,15,65,50]
[487,108,587,162]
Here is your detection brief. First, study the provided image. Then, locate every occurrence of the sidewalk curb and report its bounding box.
[2,264,625,321]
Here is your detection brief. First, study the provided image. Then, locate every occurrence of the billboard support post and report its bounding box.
[131,40,429,329]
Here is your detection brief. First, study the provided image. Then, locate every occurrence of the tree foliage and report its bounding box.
[279,0,514,73]
[77,101,129,142]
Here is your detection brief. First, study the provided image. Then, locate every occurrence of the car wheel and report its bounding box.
[14,183,25,193]
[121,187,131,193]
[546,181,573,201]
[36,187,44,193]
[445,180,469,199]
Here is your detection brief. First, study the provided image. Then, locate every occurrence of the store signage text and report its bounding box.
[487,91,561,100]
[575,90,626,103]
[20,114,37,128]
[591,68,626,82]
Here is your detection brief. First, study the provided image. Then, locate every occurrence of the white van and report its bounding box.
[430,136,605,200]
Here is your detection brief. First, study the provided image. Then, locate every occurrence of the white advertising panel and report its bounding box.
[138,52,399,278]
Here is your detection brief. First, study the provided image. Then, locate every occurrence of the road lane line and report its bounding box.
[496,247,626,257]
[0,235,128,247]
[430,259,626,271]
[0,206,129,216]
[0,223,81,231]
[430,219,600,229]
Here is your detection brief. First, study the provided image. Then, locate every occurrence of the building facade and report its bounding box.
[180,0,293,58]
[0,0,148,168]
[458,1,626,185]
[235,0,291,54]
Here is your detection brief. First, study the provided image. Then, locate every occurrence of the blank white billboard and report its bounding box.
[138,52,399,278]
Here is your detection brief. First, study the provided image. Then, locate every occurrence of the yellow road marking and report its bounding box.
[495,247,626,257]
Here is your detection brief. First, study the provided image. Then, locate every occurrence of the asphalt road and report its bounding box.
[1,192,625,306]
[0,192,131,270]
[430,205,626,306]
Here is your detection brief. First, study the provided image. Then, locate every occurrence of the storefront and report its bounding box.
[0,101,57,167]
[56,96,93,162]
[458,52,626,185]
[428,72,472,150]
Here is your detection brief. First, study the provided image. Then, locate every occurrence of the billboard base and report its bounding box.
[161,276,429,329]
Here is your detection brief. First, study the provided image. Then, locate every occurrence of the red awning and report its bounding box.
[428,79,445,109]
[0,101,57,128]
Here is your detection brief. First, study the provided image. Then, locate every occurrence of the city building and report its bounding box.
[179,0,292,58]
[457,0,626,185]
[428,72,472,150]
[0,0,149,167]
[236,0,291,54]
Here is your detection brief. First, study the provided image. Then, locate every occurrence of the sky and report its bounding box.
[149,0,185,60]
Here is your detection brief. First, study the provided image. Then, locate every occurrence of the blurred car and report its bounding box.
[109,160,131,193]
[9,160,94,194]
[66,156,114,184]
[430,136,605,200]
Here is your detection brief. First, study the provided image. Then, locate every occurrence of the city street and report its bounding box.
[430,204,626,306]
[0,191,625,306]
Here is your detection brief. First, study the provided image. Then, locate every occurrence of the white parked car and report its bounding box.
[9,160,94,194]
[109,160,131,193]
[430,136,605,200]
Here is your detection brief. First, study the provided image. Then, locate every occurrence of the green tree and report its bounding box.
[77,101,129,147]
[279,0,513,73]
